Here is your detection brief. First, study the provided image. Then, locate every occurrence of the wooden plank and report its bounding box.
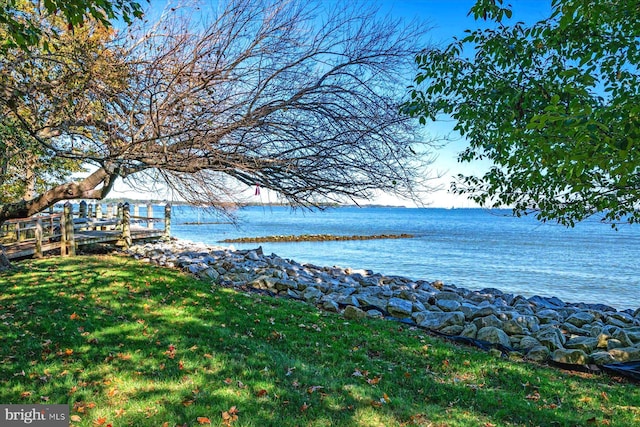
[4,229,165,260]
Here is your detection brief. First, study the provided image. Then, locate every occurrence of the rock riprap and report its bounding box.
[125,240,640,364]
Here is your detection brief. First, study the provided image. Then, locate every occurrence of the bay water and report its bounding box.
[168,205,640,310]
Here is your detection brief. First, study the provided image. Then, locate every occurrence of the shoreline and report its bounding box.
[124,238,640,367]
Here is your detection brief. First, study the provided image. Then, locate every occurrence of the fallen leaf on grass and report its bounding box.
[367,376,381,385]
[70,415,82,422]
[300,403,310,412]
[221,406,239,426]
[525,392,541,401]
[307,385,324,394]
[256,389,268,397]
[93,417,107,426]
[196,416,211,424]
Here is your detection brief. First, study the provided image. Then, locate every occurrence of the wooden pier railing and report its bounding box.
[1,202,171,260]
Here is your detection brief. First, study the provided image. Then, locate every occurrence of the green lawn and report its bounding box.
[0,255,638,426]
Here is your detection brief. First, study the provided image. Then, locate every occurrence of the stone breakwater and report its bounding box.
[220,233,414,243]
[125,240,640,366]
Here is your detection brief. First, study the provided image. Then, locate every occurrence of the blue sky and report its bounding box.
[113,0,553,207]
[372,0,553,207]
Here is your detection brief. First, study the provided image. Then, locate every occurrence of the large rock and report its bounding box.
[565,311,596,328]
[472,314,504,330]
[387,297,414,317]
[565,336,598,353]
[302,286,324,302]
[607,312,636,327]
[343,305,367,320]
[356,294,388,310]
[536,309,562,324]
[526,345,550,362]
[414,311,465,330]
[609,347,640,362]
[590,351,616,365]
[528,295,565,310]
[476,326,512,348]
[536,326,566,350]
[436,299,461,312]
[552,349,589,365]
[519,336,542,350]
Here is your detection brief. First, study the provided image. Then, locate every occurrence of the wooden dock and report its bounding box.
[1,202,171,260]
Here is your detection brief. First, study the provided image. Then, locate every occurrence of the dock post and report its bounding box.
[164,203,171,240]
[87,203,94,218]
[61,202,76,256]
[95,204,103,230]
[134,204,140,219]
[106,203,114,220]
[79,201,87,218]
[117,203,123,229]
[147,203,154,229]
[16,221,23,242]
[34,218,43,258]
[122,202,132,249]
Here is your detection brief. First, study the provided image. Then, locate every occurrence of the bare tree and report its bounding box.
[1,0,436,223]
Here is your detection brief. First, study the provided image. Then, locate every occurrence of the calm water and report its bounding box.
[167,205,640,310]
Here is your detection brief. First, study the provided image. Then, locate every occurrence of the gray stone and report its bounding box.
[510,314,540,333]
[286,289,301,299]
[536,326,566,350]
[275,279,298,291]
[472,314,504,330]
[502,319,525,335]
[529,295,565,310]
[476,326,512,348]
[552,349,589,365]
[302,286,324,302]
[607,339,625,350]
[626,327,640,343]
[519,336,542,350]
[356,294,388,310]
[609,347,640,362]
[612,328,634,347]
[562,322,590,336]
[343,305,367,320]
[366,309,384,319]
[440,325,465,335]
[387,297,414,317]
[590,351,616,365]
[458,302,479,319]
[414,311,465,330]
[526,345,550,362]
[199,267,220,281]
[536,309,562,324]
[467,305,499,320]
[435,291,463,301]
[607,311,636,326]
[322,300,340,312]
[460,323,478,339]
[395,288,417,301]
[565,336,598,353]
[436,299,461,312]
[335,295,360,307]
[412,300,427,313]
[565,311,596,328]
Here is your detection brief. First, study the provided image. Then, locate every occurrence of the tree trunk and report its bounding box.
[0,244,11,270]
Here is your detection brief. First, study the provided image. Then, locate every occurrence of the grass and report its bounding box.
[0,255,638,427]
